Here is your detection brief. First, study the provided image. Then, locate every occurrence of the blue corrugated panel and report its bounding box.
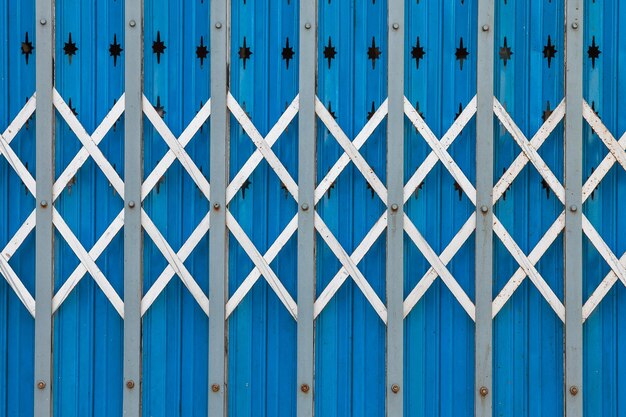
[315,0,387,415]
[228,0,299,415]
[0,1,35,416]
[583,1,626,416]
[493,1,564,416]
[53,0,124,415]
[142,1,210,416]
[404,1,476,416]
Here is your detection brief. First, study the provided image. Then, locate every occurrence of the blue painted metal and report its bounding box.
[493,1,564,416]
[583,1,626,416]
[0,0,36,416]
[142,1,210,416]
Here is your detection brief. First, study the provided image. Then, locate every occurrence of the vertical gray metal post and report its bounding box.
[386,2,404,415]
[123,0,143,415]
[297,1,317,416]
[564,1,583,415]
[475,1,494,416]
[209,0,229,414]
[34,0,55,414]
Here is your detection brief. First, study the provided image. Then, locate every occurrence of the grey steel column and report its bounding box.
[34,0,55,414]
[123,0,143,415]
[209,0,229,414]
[564,0,583,415]
[475,1,494,416]
[297,0,317,416]
[387,1,404,415]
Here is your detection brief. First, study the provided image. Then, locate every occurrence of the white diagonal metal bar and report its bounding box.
[142,95,211,201]
[582,130,626,201]
[226,211,297,319]
[314,212,387,323]
[583,101,626,171]
[142,98,211,200]
[141,209,209,315]
[583,251,626,321]
[315,97,387,204]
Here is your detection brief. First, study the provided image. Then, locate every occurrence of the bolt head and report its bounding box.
[37,381,46,390]
[390,203,399,212]
[572,22,579,30]
[300,383,310,393]
[391,384,400,394]
[213,202,221,210]
[301,203,309,211]
[40,200,48,208]
[392,23,400,30]
[570,205,578,213]
[215,22,222,29]
[128,201,136,208]
[129,20,136,27]
[482,24,489,32]
[126,380,135,389]
[211,384,220,393]
[570,386,579,396]
[480,205,489,214]
[479,386,489,397]
[40,18,47,25]
[304,23,312,30]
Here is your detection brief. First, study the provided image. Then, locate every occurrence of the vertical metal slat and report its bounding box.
[34,0,54,414]
[123,0,143,415]
[565,0,583,415]
[209,0,229,414]
[475,1,494,415]
[297,0,316,416]
[387,1,404,414]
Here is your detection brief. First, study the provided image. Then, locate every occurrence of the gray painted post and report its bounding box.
[123,0,143,415]
[34,0,54,414]
[564,0,583,415]
[475,1,494,416]
[387,1,404,415]
[297,0,316,416]
[209,0,229,415]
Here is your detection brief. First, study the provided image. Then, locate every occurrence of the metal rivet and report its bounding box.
[392,23,400,30]
[480,205,489,214]
[211,384,220,393]
[391,384,400,394]
[300,384,310,393]
[569,205,578,213]
[213,203,221,210]
[391,203,399,212]
[128,201,136,208]
[40,200,48,208]
[301,203,309,211]
[215,22,222,29]
[304,23,311,30]
[40,18,47,25]
[129,20,136,27]
[479,386,489,397]
[572,22,579,30]
[126,380,135,389]
[570,385,579,396]
[482,24,489,32]
[37,381,46,390]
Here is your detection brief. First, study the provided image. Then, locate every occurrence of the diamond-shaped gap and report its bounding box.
[582,230,613,306]
[0,153,35,236]
[403,230,432,301]
[3,231,36,301]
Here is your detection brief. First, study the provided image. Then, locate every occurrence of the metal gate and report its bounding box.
[1,0,625,416]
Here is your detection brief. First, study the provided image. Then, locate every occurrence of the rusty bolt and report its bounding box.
[213,202,221,210]
[480,205,489,214]
[37,380,46,390]
[391,203,399,212]
[211,384,220,393]
[391,384,400,394]
[304,23,312,30]
[126,380,135,389]
[300,384,310,393]
[479,386,489,397]
[570,386,579,396]
[40,200,48,208]
[569,205,578,213]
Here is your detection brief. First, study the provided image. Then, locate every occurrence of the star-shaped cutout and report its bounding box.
[588,36,601,69]
[64,32,78,63]
[282,37,295,69]
[241,179,251,199]
[367,101,376,121]
[499,36,513,67]
[155,96,166,119]
[542,101,553,122]
[323,37,337,69]
[543,35,557,68]
[239,37,252,69]
[109,34,123,67]
[68,98,78,117]
[454,102,463,120]
[367,37,381,69]
[411,37,425,69]
[327,101,337,120]
[196,36,209,67]
[415,102,425,121]
[455,37,469,70]
[21,32,33,65]
[152,31,166,64]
